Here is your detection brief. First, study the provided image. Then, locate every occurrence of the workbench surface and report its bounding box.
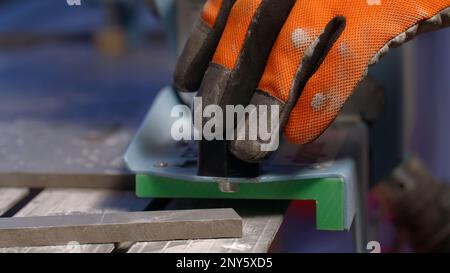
[0,188,287,253]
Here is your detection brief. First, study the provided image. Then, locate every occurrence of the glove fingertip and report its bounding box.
[230,90,285,163]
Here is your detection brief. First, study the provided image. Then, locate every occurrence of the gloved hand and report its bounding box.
[174,0,450,162]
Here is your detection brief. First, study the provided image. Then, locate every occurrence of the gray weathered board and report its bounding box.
[0,189,151,253]
[0,209,242,248]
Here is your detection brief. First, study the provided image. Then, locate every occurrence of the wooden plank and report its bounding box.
[0,209,242,248]
[128,200,288,253]
[0,188,29,216]
[0,188,151,253]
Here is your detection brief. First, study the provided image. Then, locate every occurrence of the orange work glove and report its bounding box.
[174,0,450,162]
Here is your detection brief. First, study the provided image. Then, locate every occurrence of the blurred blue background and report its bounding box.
[0,0,174,128]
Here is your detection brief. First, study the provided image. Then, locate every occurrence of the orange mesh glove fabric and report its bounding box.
[175,0,450,162]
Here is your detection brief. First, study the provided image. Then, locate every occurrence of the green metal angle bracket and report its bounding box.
[136,175,345,231]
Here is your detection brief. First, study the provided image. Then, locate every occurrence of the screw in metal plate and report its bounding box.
[156,162,168,168]
[218,182,240,193]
